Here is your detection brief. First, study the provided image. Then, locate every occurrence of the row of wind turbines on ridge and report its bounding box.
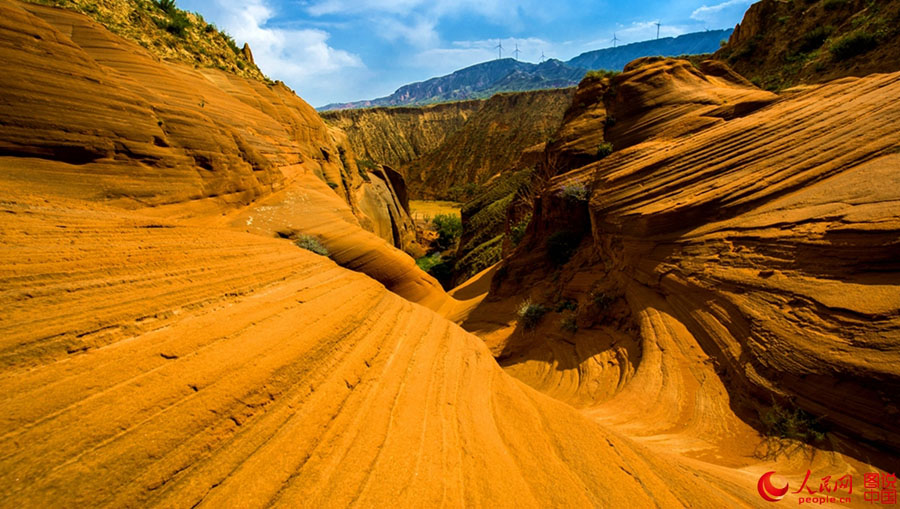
[494,21,663,62]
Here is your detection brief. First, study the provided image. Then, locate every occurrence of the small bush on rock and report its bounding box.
[295,235,329,257]
[597,141,614,158]
[830,32,878,61]
[559,182,590,203]
[517,300,548,330]
[560,313,578,333]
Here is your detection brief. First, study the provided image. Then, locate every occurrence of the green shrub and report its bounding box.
[222,32,241,55]
[756,402,827,459]
[555,299,577,312]
[584,69,619,80]
[415,252,442,272]
[830,32,878,60]
[510,214,531,246]
[426,256,456,288]
[559,182,590,202]
[356,159,378,170]
[517,300,548,330]
[762,403,826,442]
[591,290,614,310]
[560,313,578,333]
[295,235,329,256]
[150,0,191,38]
[597,141,614,158]
[798,25,832,53]
[603,115,616,127]
[546,230,581,266]
[326,181,339,190]
[823,0,849,11]
[152,0,176,11]
[432,214,462,251]
[448,182,479,202]
[454,234,503,282]
[355,159,375,182]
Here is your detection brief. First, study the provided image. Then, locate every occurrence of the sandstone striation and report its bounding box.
[2,0,899,505]
[477,58,900,478]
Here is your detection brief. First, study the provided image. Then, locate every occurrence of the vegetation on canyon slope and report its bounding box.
[22,0,266,81]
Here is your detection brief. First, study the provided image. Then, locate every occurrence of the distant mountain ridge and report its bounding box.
[319,28,732,111]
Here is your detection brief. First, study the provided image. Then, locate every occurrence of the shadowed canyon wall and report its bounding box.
[320,100,483,171]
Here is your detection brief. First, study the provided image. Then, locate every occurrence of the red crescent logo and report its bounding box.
[758,471,789,502]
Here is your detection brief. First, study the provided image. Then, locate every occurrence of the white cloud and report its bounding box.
[690,0,753,26]
[179,0,363,105]
[306,0,424,17]
[304,0,539,25]
[376,16,439,47]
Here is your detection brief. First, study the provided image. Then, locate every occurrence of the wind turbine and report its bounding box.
[513,42,520,61]
[655,21,661,40]
[495,39,503,60]
[612,33,619,48]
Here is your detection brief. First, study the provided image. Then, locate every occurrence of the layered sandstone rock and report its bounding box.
[479,58,900,474]
[0,1,415,249]
[2,0,899,505]
[0,193,774,507]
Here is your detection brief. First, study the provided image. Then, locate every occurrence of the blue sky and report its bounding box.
[177,0,754,107]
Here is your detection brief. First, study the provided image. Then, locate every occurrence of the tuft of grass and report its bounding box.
[597,141,614,159]
[222,32,241,55]
[152,0,176,11]
[517,300,548,331]
[295,235,329,256]
[560,313,578,333]
[558,182,590,203]
[830,32,878,61]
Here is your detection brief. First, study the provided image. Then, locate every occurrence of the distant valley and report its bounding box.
[319,29,731,110]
